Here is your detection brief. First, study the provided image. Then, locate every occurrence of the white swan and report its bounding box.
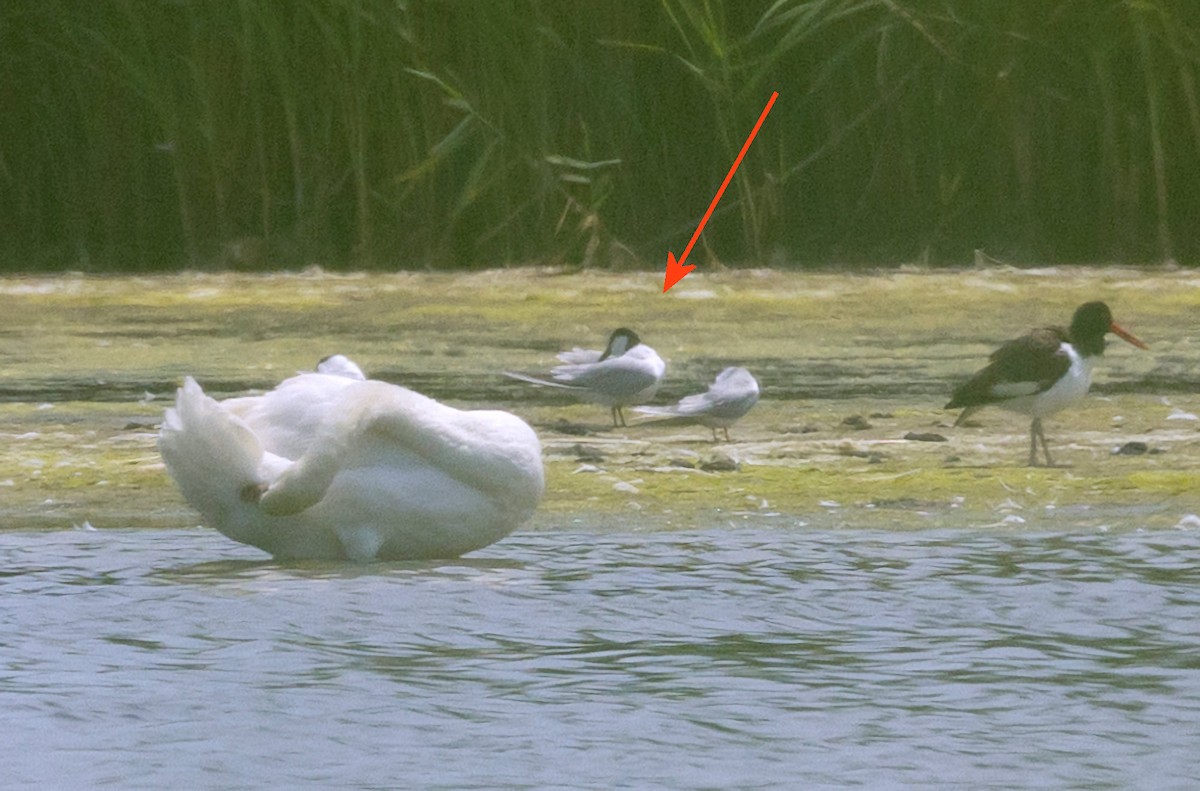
[158,362,544,561]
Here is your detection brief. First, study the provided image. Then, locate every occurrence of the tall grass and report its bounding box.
[1,0,1198,271]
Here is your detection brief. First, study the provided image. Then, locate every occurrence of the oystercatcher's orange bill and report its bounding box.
[1110,322,1149,350]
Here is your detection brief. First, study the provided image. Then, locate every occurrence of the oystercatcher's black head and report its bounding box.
[600,327,642,360]
[1069,302,1148,357]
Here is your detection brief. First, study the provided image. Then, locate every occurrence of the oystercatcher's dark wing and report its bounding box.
[946,327,1070,411]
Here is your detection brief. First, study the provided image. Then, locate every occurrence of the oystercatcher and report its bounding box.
[945,301,1148,466]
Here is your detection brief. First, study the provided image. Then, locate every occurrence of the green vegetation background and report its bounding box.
[3,1,1199,272]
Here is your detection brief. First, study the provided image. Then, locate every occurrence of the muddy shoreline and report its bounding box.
[2,267,1197,533]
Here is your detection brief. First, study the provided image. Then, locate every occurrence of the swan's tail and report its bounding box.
[158,377,265,524]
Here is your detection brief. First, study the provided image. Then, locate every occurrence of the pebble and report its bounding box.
[568,443,605,463]
[1112,441,1149,456]
[841,415,872,430]
[700,454,739,472]
[549,419,591,436]
[904,431,948,442]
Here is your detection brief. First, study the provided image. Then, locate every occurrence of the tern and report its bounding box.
[634,367,759,441]
[505,327,666,427]
[315,353,366,380]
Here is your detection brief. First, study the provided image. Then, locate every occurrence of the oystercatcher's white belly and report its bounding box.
[998,344,1093,419]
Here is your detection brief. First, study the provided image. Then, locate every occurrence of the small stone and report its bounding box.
[548,419,591,436]
[904,431,948,442]
[568,443,604,463]
[841,415,872,430]
[1112,441,1149,456]
[838,445,883,461]
[700,453,739,472]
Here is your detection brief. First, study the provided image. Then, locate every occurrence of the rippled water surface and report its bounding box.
[4,525,1199,789]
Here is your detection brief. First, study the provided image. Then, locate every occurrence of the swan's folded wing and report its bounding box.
[261,381,544,518]
[224,372,359,459]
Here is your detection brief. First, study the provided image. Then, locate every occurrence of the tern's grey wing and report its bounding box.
[671,368,759,421]
[670,390,721,417]
[555,348,602,365]
[503,371,577,390]
[708,388,760,421]
[557,355,661,399]
[677,388,759,421]
[713,367,756,387]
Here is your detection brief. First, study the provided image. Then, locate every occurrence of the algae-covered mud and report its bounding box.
[2,266,1198,534]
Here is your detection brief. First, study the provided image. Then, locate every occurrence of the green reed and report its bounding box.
[1,0,1198,271]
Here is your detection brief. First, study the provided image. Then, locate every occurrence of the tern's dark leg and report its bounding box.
[723,427,731,442]
[612,405,626,428]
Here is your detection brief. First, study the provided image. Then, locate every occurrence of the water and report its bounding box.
[3,525,1199,789]
[4,267,1197,788]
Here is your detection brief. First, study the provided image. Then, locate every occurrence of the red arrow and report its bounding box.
[663,91,778,293]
